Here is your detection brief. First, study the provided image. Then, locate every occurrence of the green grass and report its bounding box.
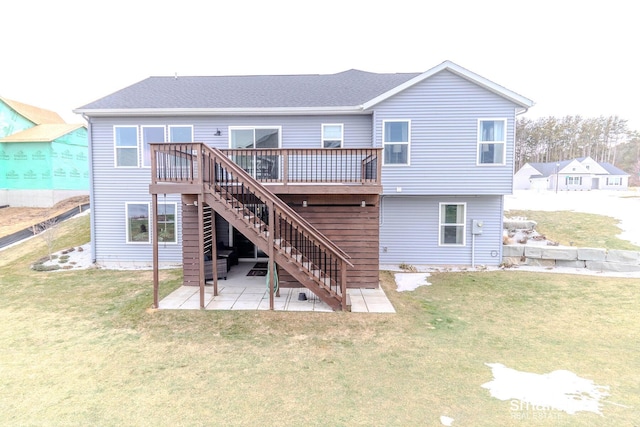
[505,209,640,250]
[1,215,639,425]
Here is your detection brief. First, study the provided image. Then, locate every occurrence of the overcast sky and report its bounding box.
[3,0,638,130]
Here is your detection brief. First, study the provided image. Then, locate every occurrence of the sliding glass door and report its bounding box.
[230,127,280,180]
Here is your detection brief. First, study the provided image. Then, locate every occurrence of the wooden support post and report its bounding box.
[198,194,205,309]
[212,210,218,297]
[152,193,159,308]
[341,260,347,311]
[268,201,275,310]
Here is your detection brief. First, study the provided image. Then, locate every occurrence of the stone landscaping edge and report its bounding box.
[503,245,640,273]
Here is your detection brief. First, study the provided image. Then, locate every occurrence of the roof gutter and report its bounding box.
[73,105,368,117]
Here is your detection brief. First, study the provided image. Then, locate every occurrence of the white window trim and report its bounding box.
[125,202,150,244]
[476,118,507,166]
[321,123,343,148]
[114,125,139,168]
[228,126,282,148]
[438,202,467,246]
[141,125,166,169]
[156,202,178,245]
[382,119,411,166]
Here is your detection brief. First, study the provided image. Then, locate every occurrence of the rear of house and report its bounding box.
[75,61,533,309]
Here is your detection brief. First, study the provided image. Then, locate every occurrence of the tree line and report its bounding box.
[516,115,640,185]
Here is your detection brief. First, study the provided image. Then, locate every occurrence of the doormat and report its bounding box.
[247,262,269,277]
[247,269,268,277]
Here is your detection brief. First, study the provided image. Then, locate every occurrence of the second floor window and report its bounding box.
[115,126,138,167]
[383,120,410,165]
[322,124,343,148]
[142,126,165,167]
[478,119,506,165]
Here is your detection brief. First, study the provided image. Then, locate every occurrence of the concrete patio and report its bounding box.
[158,261,395,313]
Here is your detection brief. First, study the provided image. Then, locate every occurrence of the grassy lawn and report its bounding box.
[505,209,640,251]
[1,215,639,425]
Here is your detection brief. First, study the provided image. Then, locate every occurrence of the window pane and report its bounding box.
[480,120,505,142]
[384,144,408,164]
[442,225,464,244]
[142,127,165,167]
[231,129,254,149]
[117,148,138,167]
[127,203,149,243]
[324,140,342,148]
[479,142,504,164]
[115,127,137,146]
[157,203,176,243]
[170,126,192,142]
[384,122,408,142]
[323,125,342,139]
[443,205,457,224]
[255,128,279,148]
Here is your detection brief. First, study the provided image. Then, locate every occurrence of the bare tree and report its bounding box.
[33,217,58,261]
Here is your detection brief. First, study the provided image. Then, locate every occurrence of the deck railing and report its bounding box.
[151,145,381,187]
[220,148,381,185]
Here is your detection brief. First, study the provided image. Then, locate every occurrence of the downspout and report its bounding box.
[83,114,97,263]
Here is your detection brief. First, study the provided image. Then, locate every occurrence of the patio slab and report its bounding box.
[158,261,395,313]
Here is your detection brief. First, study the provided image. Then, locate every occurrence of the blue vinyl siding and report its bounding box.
[380,195,504,266]
[88,115,372,264]
[372,70,518,196]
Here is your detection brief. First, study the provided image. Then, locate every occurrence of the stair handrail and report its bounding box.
[198,144,353,267]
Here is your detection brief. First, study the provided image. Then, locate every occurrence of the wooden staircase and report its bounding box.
[150,143,353,311]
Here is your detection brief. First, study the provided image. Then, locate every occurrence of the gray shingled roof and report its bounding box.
[77,70,421,110]
[599,162,629,176]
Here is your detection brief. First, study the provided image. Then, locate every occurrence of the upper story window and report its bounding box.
[383,120,410,165]
[114,125,193,168]
[169,125,193,143]
[142,126,165,168]
[114,126,139,167]
[477,119,506,165]
[322,124,343,148]
[439,203,466,246]
[230,127,280,149]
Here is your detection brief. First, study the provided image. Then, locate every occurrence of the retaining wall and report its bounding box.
[503,245,640,273]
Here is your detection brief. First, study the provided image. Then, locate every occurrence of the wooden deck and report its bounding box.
[149,143,382,311]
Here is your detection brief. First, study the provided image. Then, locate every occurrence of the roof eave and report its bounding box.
[361,60,535,110]
[73,106,368,117]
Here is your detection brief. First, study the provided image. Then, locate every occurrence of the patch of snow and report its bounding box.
[440,415,454,426]
[394,272,431,292]
[482,363,609,416]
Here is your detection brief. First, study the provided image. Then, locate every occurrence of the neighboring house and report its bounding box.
[75,60,533,310]
[0,96,88,207]
[514,156,629,191]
